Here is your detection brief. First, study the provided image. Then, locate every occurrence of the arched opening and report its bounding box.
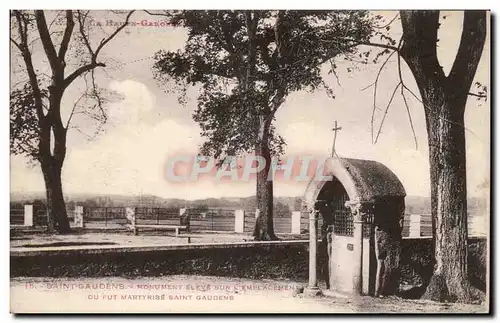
[316,177,353,237]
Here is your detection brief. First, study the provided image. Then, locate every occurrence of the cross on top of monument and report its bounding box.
[331,121,342,157]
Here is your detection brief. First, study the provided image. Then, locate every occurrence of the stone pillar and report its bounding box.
[291,211,301,234]
[346,201,366,296]
[234,209,245,233]
[304,206,322,297]
[125,207,137,235]
[352,211,364,295]
[180,208,190,231]
[24,205,33,227]
[74,206,84,228]
[409,214,421,237]
[327,224,334,290]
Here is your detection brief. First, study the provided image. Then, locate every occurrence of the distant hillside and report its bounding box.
[405,195,488,217]
[10,192,488,216]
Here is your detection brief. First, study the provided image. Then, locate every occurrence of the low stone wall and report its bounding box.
[400,236,487,292]
[11,238,487,292]
[11,242,311,281]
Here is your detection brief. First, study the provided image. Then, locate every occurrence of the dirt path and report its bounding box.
[10,276,487,314]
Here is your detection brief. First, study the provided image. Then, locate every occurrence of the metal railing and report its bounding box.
[10,204,487,236]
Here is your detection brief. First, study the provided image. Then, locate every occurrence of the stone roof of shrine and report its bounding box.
[304,157,406,204]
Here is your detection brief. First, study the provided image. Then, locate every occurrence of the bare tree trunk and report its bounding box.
[399,10,487,303]
[39,93,70,234]
[253,120,278,241]
[422,95,470,302]
[41,158,70,233]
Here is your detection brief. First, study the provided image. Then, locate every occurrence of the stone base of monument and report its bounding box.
[303,286,323,297]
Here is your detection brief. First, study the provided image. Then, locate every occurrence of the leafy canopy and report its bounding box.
[154,10,375,159]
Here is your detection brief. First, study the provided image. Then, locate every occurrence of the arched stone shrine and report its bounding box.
[303,157,406,297]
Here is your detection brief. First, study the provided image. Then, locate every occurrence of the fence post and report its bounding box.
[74,206,84,228]
[126,207,137,235]
[291,211,301,234]
[180,208,190,232]
[24,204,34,227]
[234,209,245,233]
[212,210,215,230]
[409,214,421,238]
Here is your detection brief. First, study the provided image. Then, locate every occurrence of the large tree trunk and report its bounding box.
[253,119,278,241]
[39,93,70,234]
[422,95,470,302]
[399,10,487,303]
[41,158,70,233]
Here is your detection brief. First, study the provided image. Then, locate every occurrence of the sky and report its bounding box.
[10,10,490,200]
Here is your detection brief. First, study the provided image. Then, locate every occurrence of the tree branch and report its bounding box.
[399,11,446,85]
[144,10,169,17]
[13,10,44,121]
[74,127,95,141]
[374,82,400,144]
[76,10,94,56]
[63,62,105,89]
[323,37,400,52]
[400,85,418,149]
[328,59,341,87]
[10,37,22,51]
[401,75,483,143]
[370,50,396,143]
[65,91,86,129]
[448,10,487,92]
[371,33,418,148]
[374,14,400,29]
[89,69,107,124]
[57,10,74,59]
[63,10,134,89]
[47,10,64,31]
[34,10,60,73]
[468,92,487,99]
[93,10,135,59]
[397,43,418,149]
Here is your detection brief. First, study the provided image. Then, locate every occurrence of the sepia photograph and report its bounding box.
[8,7,490,314]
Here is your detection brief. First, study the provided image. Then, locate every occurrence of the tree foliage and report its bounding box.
[10,83,46,160]
[153,10,375,160]
[152,10,379,240]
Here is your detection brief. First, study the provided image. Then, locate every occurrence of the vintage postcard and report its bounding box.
[9,9,490,313]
